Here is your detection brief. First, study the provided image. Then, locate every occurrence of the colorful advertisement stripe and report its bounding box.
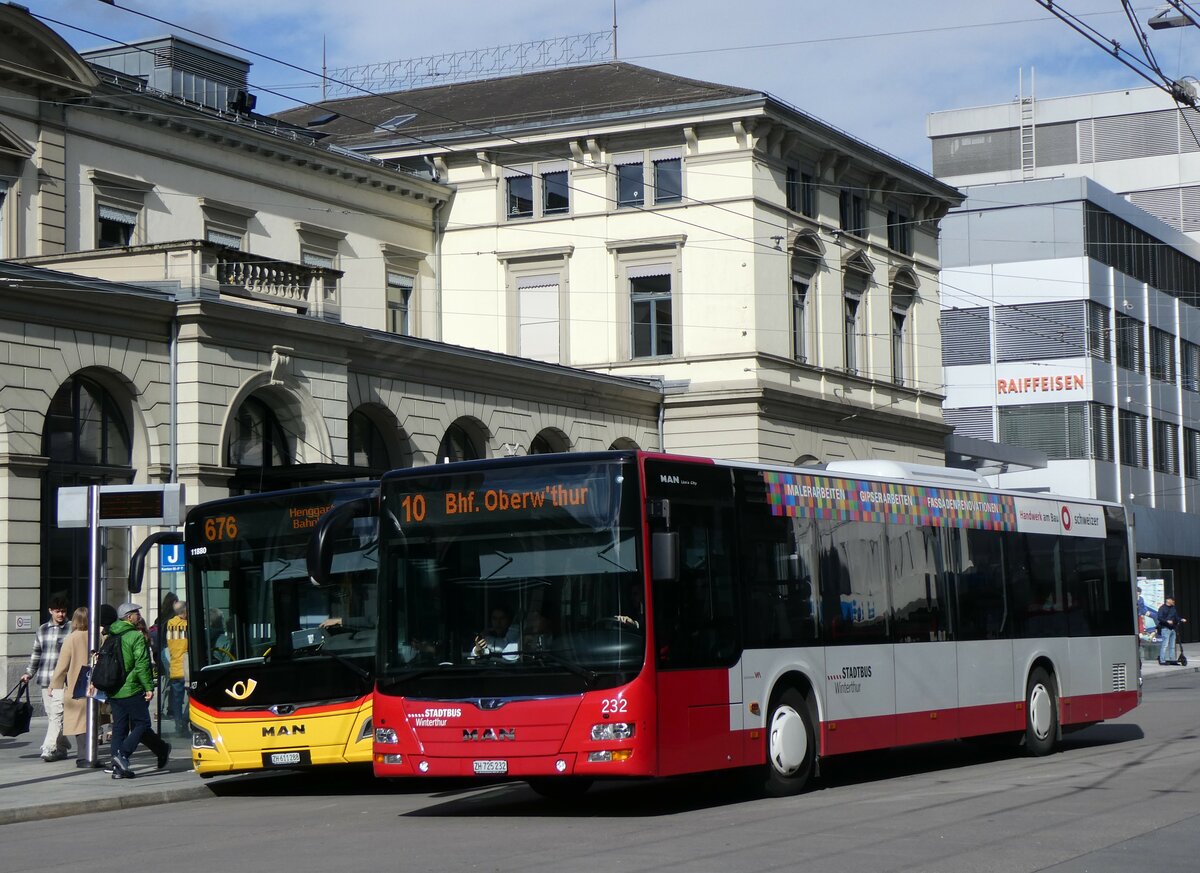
[761,471,1017,531]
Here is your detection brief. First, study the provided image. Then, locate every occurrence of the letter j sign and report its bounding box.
[160,543,186,574]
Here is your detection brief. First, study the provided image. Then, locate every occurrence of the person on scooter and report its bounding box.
[1157,597,1187,665]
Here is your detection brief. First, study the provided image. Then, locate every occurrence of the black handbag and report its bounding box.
[0,679,33,737]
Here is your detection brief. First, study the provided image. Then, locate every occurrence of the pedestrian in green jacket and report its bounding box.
[107,602,155,779]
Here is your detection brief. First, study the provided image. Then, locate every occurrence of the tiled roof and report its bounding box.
[274,62,758,144]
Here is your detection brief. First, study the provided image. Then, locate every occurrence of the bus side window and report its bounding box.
[953,528,1010,641]
[888,524,946,643]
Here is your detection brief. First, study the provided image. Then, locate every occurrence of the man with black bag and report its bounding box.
[105,602,155,779]
[19,595,71,760]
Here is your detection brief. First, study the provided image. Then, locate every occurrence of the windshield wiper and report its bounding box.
[305,646,371,681]
[524,650,597,685]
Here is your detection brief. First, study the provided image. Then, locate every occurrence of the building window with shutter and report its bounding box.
[505,166,534,219]
[1119,409,1148,468]
[97,203,138,248]
[386,271,414,335]
[1150,328,1177,383]
[941,307,992,366]
[1087,302,1110,360]
[1183,340,1200,392]
[516,274,561,363]
[1154,420,1179,474]
[1185,427,1200,478]
[630,269,672,358]
[614,153,644,208]
[999,403,1092,459]
[651,148,682,204]
[1089,403,1114,462]
[301,247,338,304]
[1115,314,1144,372]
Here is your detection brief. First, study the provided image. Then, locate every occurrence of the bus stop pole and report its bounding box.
[83,485,101,769]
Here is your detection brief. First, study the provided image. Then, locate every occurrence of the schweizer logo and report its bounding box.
[462,728,516,741]
[1061,507,1073,531]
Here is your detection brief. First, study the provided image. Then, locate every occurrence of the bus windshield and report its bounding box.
[186,485,379,675]
[378,457,644,694]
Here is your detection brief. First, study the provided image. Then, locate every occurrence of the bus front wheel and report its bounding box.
[761,687,815,796]
[1024,667,1058,756]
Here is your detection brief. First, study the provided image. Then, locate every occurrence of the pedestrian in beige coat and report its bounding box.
[49,607,90,752]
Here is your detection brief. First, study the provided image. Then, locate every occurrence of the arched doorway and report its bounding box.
[40,375,134,613]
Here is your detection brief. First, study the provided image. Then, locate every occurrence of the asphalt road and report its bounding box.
[8,671,1200,873]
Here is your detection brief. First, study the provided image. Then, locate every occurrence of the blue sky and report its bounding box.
[27,1,1192,170]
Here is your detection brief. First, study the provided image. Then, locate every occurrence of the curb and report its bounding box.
[0,784,213,826]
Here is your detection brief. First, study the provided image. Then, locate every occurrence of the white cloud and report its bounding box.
[30,0,1184,170]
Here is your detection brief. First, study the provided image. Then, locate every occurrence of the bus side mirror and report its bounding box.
[128,531,184,594]
[307,496,375,587]
[652,531,679,582]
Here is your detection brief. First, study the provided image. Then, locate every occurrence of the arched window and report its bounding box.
[348,409,391,475]
[41,376,133,615]
[843,252,873,376]
[790,234,821,365]
[437,422,482,462]
[227,395,291,469]
[609,437,641,451]
[891,271,918,387]
[530,428,569,455]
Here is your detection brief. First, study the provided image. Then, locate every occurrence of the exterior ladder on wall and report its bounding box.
[1019,68,1036,179]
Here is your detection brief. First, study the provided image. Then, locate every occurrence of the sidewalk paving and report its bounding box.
[0,715,218,825]
[1,661,1193,824]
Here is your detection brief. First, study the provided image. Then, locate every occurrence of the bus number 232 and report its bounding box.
[601,698,628,714]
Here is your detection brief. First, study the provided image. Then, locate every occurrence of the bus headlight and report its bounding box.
[191,725,215,749]
[590,722,635,741]
[588,749,633,763]
[375,727,398,744]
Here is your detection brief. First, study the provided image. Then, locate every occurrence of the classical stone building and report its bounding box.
[0,7,660,685]
[278,62,964,467]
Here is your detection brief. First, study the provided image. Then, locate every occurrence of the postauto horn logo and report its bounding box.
[224,678,258,701]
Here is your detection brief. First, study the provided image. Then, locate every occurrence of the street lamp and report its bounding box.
[1149,6,1194,29]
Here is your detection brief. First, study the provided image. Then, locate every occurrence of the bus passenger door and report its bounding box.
[890,524,958,745]
[645,461,743,776]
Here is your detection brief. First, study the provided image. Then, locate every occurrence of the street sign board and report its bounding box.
[57,484,185,528]
[160,542,186,573]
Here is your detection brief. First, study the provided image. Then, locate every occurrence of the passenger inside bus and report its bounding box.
[207,608,233,663]
[522,609,555,650]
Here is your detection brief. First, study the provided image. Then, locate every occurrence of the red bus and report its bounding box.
[312,451,1139,797]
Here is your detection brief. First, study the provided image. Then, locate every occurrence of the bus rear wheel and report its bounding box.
[760,687,815,796]
[526,777,593,800]
[1024,667,1058,756]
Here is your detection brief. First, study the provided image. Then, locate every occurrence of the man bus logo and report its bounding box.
[262,724,306,737]
[462,728,516,741]
[225,678,258,700]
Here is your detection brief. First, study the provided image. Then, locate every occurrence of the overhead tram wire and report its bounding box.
[1033,0,1198,108]
[50,8,1128,373]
